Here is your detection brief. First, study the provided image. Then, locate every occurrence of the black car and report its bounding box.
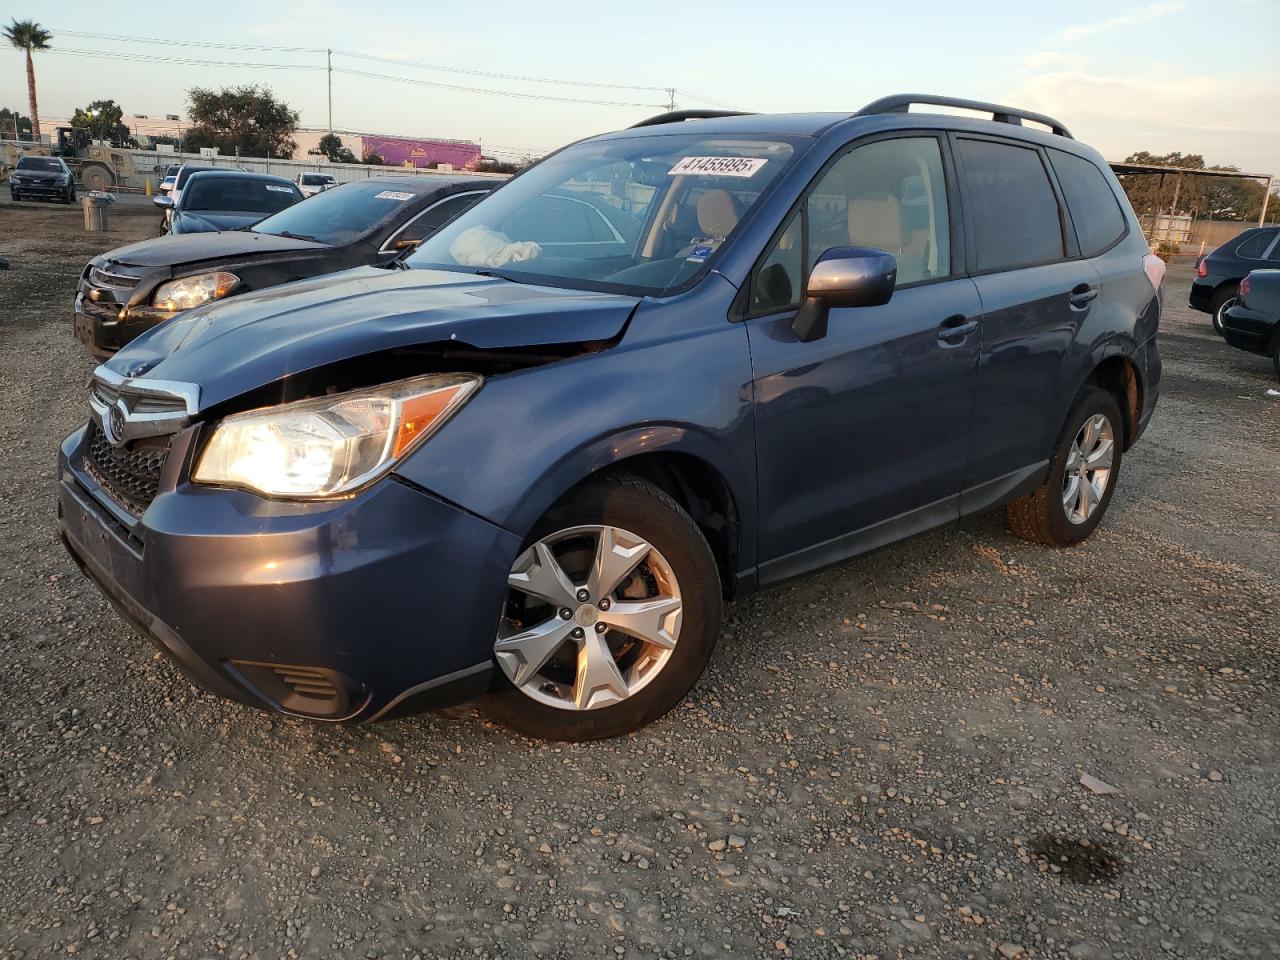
[1189,226,1280,332]
[75,175,496,357]
[155,171,303,235]
[9,155,76,203]
[1221,269,1280,377]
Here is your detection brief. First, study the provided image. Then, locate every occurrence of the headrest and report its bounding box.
[848,191,906,252]
[697,189,739,238]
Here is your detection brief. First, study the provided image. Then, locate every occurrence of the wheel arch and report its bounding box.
[1083,351,1143,450]
[510,424,753,598]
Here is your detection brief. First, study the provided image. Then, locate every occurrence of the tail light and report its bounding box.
[1196,258,1207,278]
[1143,253,1166,293]
[1239,274,1252,303]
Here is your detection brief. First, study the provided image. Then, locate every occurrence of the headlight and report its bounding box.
[153,272,240,312]
[193,374,481,498]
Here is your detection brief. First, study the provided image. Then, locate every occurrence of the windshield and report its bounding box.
[17,157,62,172]
[300,174,334,186]
[183,177,300,215]
[253,178,429,245]
[406,134,797,295]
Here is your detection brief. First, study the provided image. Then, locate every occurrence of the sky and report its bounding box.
[3,0,1278,172]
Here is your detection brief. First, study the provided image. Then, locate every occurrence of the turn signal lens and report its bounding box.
[194,373,481,498]
[1239,274,1252,302]
[1196,258,1207,278]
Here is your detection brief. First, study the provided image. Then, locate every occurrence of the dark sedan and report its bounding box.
[9,155,76,203]
[1189,226,1280,332]
[155,171,303,235]
[75,175,497,357]
[1221,269,1280,378]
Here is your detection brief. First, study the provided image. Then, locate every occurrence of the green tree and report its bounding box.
[71,99,133,145]
[0,106,32,140]
[3,19,51,142]
[184,85,299,158]
[313,132,357,164]
[361,152,385,166]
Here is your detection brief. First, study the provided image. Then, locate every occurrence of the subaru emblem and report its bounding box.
[104,401,128,447]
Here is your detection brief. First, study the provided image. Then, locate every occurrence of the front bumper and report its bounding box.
[73,286,176,358]
[11,179,71,198]
[1221,304,1279,356]
[57,423,520,721]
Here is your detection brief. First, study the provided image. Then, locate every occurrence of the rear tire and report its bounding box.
[1210,285,1238,334]
[1007,387,1124,546]
[485,474,721,741]
[81,164,115,193]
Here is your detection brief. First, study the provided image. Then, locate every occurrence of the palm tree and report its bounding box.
[3,20,51,143]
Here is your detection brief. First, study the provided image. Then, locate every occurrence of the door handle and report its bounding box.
[937,314,978,345]
[1069,284,1099,310]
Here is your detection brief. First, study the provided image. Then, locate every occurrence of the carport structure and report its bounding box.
[1108,160,1276,235]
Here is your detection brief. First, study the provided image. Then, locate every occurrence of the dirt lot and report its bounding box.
[0,197,1277,960]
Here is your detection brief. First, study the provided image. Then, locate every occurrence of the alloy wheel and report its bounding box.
[496,524,683,711]
[1062,413,1115,525]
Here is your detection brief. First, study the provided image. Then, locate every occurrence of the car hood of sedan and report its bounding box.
[173,211,275,234]
[100,229,328,269]
[103,266,641,410]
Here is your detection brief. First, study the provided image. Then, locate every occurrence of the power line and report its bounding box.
[50,28,324,54]
[334,67,665,108]
[335,51,668,93]
[51,27,681,95]
[44,46,665,109]
[48,47,326,71]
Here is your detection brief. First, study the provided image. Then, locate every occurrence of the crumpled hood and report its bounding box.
[103,229,326,269]
[105,266,640,410]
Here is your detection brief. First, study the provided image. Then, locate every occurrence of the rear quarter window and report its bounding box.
[1049,150,1127,257]
[1234,232,1275,259]
[958,139,1065,272]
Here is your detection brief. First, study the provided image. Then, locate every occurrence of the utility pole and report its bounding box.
[666,88,677,112]
[327,49,334,136]
[1261,176,1274,227]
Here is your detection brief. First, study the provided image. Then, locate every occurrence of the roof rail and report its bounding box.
[854,94,1073,139]
[630,109,753,128]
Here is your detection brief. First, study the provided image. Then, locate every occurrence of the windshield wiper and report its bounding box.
[266,230,322,242]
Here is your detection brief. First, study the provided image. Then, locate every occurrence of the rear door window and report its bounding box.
[1049,150,1127,256]
[958,139,1065,272]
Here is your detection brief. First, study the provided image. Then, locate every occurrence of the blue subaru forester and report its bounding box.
[58,95,1163,740]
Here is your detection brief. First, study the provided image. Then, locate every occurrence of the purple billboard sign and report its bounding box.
[362,135,483,170]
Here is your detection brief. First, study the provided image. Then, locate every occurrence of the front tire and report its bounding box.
[1007,387,1123,546]
[486,475,721,741]
[1210,285,1238,334]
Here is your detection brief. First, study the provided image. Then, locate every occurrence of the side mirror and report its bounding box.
[153,195,174,209]
[793,246,897,342]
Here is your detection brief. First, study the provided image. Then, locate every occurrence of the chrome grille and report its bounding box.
[85,423,168,516]
[90,266,140,289]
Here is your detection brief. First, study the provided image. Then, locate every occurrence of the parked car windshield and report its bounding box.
[300,173,335,186]
[183,177,301,215]
[406,134,797,295]
[252,178,429,245]
[17,157,63,172]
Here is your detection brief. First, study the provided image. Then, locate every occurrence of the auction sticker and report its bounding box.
[374,190,416,201]
[668,156,767,178]
[265,184,294,193]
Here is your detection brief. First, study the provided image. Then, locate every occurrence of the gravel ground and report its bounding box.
[0,198,1277,960]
